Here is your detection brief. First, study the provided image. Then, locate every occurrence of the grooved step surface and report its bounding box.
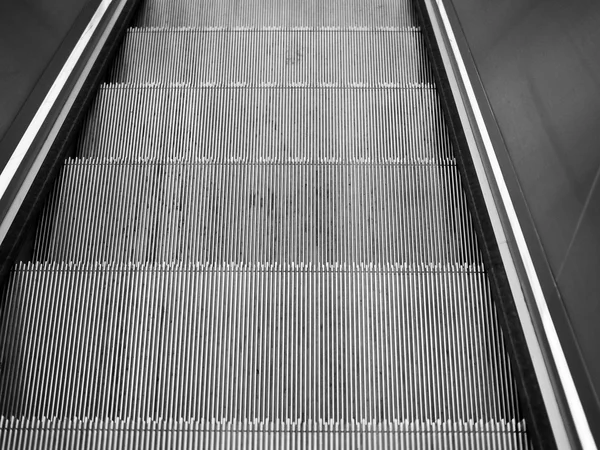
[134,0,417,28]
[0,0,533,446]
[109,30,432,84]
[79,86,452,160]
[0,417,529,450]
[1,264,518,422]
[34,160,480,264]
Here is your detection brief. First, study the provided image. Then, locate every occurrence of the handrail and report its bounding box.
[420,0,597,448]
[0,1,114,243]
[0,0,138,284]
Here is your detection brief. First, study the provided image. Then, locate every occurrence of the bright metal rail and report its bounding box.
[420,0,597,448]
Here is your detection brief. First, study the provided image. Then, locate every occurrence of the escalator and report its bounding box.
[0,0,537,447]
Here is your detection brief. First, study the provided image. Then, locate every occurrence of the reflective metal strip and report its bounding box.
[0,0,128,247]
[1,263,520,425]
[77,86,453,161]
[133,0,417,28]
[108,30,432,85]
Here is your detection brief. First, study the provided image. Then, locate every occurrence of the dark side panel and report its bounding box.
[0,0,140,283]
[443,0,600,443]
[0,0,100,170]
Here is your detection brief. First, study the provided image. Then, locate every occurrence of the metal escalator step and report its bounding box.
[0,0,535,446]
[0,417,529,449]
[33,159,480,264]
[134,0,417,29]
[108,29,431,85]
[78,86,452,160]
[0,262,520,423]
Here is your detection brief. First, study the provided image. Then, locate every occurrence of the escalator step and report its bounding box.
[0,0,535,446]
[108,29,432,85]
[33,159,480,264]
[0,417,529,449]
[134,0,417,28]
[78,86,453,161]
[1,263,519,422]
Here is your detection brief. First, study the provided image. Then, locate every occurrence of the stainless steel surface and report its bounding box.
[133,0,416,28]
[109,29,431,85]
[0,0,532,446]
[0,417,529,449]
[33,160,477,263]
[1,263,516,420]
[78,86,449,160]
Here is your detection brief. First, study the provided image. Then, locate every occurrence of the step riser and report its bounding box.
[109,30,432,84]
[34,163,480,263]
[134,0,417,28]
[78,87,453,160]
[1,266,518,421]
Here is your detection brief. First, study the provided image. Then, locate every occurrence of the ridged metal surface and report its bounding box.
[134,0,417,28]
[0,0,532,446]
[1,417,528,449]
[1,263,518,422]
[33,159,480,264]
[78,86,452,160]
[108,29,432,85]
